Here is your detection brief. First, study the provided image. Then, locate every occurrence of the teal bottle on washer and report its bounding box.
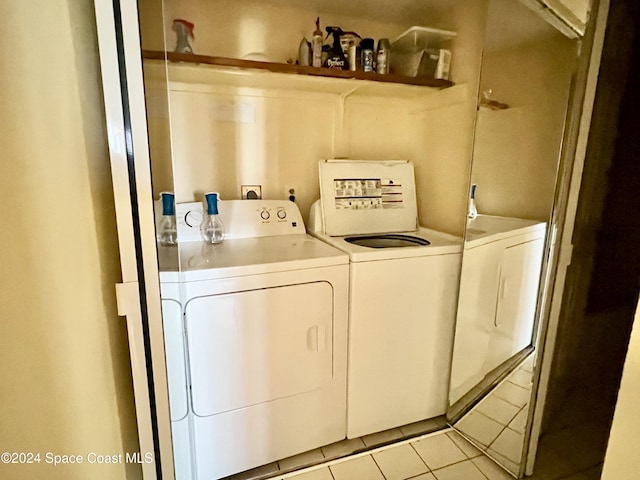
[158,192,177,246]
[200,192,225,244]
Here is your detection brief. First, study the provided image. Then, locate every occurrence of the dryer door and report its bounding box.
[185,281,334,416]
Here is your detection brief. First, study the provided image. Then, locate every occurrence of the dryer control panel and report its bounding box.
[176,199,306,242]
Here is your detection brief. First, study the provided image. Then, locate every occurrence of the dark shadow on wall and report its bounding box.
[539,0,640,457]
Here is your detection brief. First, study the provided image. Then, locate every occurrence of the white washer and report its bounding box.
[158,200,349,480]
[309,160,462,438]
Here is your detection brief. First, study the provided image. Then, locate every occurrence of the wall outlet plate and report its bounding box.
[241,185,262,199]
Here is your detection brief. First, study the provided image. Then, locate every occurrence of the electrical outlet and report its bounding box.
[241,185,262,200]
[285,185,297,202]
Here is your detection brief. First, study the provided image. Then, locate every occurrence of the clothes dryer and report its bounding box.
[159,200,349,479]
[309,160,462,438]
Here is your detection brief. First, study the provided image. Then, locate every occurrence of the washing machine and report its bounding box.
[158,199,349,480]
[309,160,462,438]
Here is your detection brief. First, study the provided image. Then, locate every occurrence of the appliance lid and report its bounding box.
[318,160,418,236]
[158,234,349,282]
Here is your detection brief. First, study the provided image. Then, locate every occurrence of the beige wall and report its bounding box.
[0,2,139,479]
[601,300,640,479]
[139,0,486,235]
[470,34,577,221]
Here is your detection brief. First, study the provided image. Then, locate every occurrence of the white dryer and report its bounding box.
[309,160,463,438]
[158,200,349,480]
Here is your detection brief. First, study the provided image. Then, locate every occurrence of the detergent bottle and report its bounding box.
[172,19,194,54]
[158,192,177,246]
[324,27,347,70]
[200,192,225,244]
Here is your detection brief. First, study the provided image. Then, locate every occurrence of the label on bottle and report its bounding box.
[362,49,374,72]
[326,56,346,69]
[376,51,388,74]
[312,36,323,68]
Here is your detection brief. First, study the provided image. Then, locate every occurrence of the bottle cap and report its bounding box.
[204,192,220,215]
[160,192,175,216]
[361,38,374,50]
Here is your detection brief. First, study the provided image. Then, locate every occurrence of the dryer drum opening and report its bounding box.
[344,234,431,248]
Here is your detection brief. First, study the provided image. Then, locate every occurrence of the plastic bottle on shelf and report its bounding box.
[172,19,194,54]
[467,184,478,220]
[376,38,391,74]
[311,17,323,68]
[360,38,375,72]
[298,38,311,66]
[200,192,225,244]
[158,192,177,246]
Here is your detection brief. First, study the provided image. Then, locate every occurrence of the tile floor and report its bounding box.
[273,429,514,480]
[455,355,534,474]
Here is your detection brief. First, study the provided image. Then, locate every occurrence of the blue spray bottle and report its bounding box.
[200,192,225,244]
[158,192,177,246]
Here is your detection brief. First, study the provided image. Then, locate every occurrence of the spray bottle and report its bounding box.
[200,192,225,244]
[172,19,195,54]
[324,27,347,70]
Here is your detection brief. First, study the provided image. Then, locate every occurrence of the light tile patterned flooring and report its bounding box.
[274,429,514,480]
[455,356,534,473]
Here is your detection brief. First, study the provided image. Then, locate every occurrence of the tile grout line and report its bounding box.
[280,429,455,479]
[368,453,388,480]
[408,441,432,472]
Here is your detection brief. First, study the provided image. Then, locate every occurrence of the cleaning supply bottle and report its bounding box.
[360,38,375,72]
[311,17,323,68]
[467,184,478,220]
[200,192,225,244]
[172,19,194,54]
[376,38,391,74]
[158,192,177,246]
[324,27,347,69]
[298,37,311,66]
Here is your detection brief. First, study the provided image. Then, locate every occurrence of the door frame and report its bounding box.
[94,1,175,478]
[525,0,610,474]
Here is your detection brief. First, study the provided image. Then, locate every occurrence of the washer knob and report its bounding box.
[260,210,270,220]
[277,209,287,219]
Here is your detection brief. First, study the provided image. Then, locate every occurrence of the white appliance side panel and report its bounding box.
[319,160,418,236]
[487,238,545,372]
[171,418,192,480]
[449,241,504,404]
[347,253,461,438]
[161,299,189,422]
[185,282,334,416]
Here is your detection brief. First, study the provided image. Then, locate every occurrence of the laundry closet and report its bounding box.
[93,0,598,479]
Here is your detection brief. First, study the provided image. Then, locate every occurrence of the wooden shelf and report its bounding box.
[142,50,454,89]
